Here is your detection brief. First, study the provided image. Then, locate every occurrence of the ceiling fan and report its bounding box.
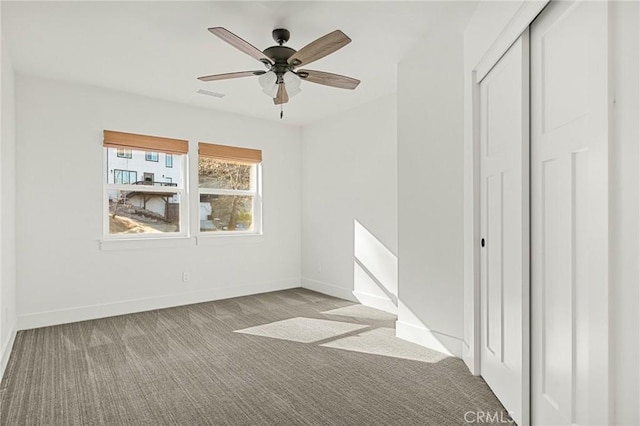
[197,27,361,117]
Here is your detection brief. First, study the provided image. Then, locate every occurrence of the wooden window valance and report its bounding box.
[103,130,188,155]
[198,142,262,164]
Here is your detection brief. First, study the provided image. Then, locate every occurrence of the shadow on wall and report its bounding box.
[352,219,398,314]
[353,219,461,356]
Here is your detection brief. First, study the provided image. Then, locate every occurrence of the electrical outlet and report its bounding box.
[182,272,190,282]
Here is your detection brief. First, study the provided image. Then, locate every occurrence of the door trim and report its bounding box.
[474,1,549,82]
[464,3,549,425]
[477,29,531,426]
[464,1,550,379]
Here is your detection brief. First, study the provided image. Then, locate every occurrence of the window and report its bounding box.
[198,142,262,234]
[145,151,159,162]
[104,130,188,238]
[165,154,173,168]
[113,169,137,184]
[117,148,132,158]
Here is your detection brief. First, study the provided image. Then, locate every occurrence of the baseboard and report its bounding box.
[462,339,479,375]
[1,328,17,381]
[352,291,397,314]
[18,278,301,330]
[395,320,463,357]
[301,278,357,302]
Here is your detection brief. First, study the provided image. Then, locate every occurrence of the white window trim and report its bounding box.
[197,162,263,237]
[103,150,189,240]
[101,142,263,247]
[100,236,197,251]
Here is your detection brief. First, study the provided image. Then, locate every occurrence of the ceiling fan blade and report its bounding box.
[208,27,273,66]
[297,69,360,90]
[198,71,265,82]
[273,84,289,105]
[287,30,351,67]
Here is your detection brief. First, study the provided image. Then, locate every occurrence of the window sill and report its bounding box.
[196,233,264,246]
[99,236,196,251]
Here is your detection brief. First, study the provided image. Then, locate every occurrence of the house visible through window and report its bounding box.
[103,132,262,239]
[117,148,132,159]
[198,142,262,234]
[145,151,159,162]
[104,130,188,238]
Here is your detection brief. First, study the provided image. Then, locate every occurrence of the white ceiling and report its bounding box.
[2,1,477,126]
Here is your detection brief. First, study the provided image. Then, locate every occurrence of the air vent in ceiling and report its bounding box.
[196,89,225,98]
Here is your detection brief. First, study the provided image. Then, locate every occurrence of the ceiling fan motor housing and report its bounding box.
[272,28,290,45]
[262,44,297,81]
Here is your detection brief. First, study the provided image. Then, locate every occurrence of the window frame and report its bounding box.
[165,154,173,168]
[116,148,132,159]
[197,158,262,237]
[145,151,159,162]
[102,133,263,244]
[113,169,138,185]
[103,149,188,240]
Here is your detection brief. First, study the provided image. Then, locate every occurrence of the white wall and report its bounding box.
[610,2,640,424]
[301,95,397,313]
[396,30,465,357]
[1,19,19,375]
[15,74,302,328]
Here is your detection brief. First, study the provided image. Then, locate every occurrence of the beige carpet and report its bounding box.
[0,289,509,425]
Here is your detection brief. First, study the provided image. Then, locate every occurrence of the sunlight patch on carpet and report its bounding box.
[234,317,368,343]
[322,304,396,322]
[321,327,450,363]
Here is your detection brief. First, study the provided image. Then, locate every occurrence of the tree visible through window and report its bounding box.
[198,142,261,234]
[199,159,253,231]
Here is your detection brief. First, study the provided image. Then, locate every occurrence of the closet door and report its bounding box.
[479,32,529,426]
[531,1,609,424]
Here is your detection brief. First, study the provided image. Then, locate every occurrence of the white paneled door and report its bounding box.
[531,1,609,425]
[479,33,529,426]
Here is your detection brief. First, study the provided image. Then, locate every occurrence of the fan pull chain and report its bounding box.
[280,104,283,120]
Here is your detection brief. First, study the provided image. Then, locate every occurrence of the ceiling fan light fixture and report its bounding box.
[286,85,302,97]
[259,70,279,98]
[283,71,301,89]
[283,71,302,98]
[263,84,279,98]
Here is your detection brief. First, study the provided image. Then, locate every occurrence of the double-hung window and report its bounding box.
[165,154,173,168]
[145,151,159,162]
[104,130,188,238]
[198,142,262,234]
